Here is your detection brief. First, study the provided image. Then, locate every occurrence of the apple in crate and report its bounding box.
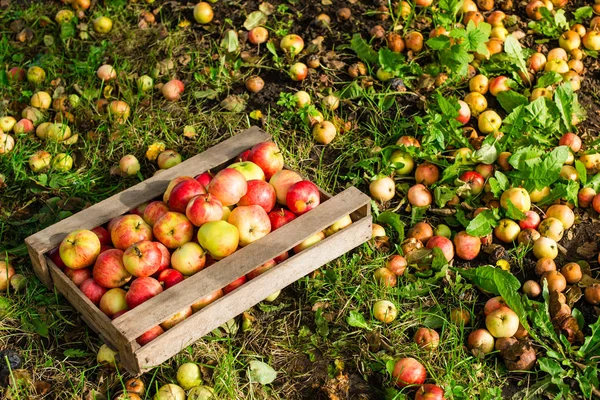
[223,276,247,294]
[136,325,164,346]
[93,249,132,288]
[65,267,92,287]
[171,242,206,275]
[48,247,66,270]
[207,168,248,206]
[237,180,276,213]
[130,202,148,217]
[194,171,213,188]
[268,209,296,230]
[168,179,206,213]
[126,277,163,309]
[248,141,284,180]
[160,307,192,330]
[197,220,239,259]
[111,215,153,251]
[185,194,223,227]
[91,226,111,246]
[270,170,302,205]
[59,229,102,270]
[99,288,128,318]
[158,269,184,289]
[228,161,265,181]
[247,259,276,280]
[294,231,325,253]
[163,176,194,203]
[191,288,224,312]
[153,212,194,249]
[143,201,170,227]
[155,242,171,274]
[287,181,321,215]
[80,278,107,305]
[324,215,352,236]
[228,205,271,246]
[123,241,162,277]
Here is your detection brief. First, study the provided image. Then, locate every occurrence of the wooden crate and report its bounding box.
[25,126,372,374]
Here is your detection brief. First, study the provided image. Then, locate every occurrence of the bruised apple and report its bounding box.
[413,327,440,349]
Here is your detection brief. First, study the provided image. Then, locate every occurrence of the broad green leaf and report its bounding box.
[377,212,405,242]
[580,316,600,357]
[436,93,458,118]
[431,247,448,270]
[504,199,526,221]
[574,6,593,23]
[243,11,267,30]
[496,90,528,113]
[465,21,491,55]
[539,357,564,378]
[426,35,451,50]
[473,140,498,164]
[575,160,587,185]
[503,35,528,77]
[536,72,563,88]
[586,173,600,192]
[379,48,405,72]
[454,209,470,228]
[434,186,456,208]
[347,310,371,330]
[466,209,499,237]
[555,82,575,133]
[315,308,329,338]
[247,360,278,385]
[410,206,428,225]
[455,265,520,295]
[220,30,239,53]
[351,34,378,64]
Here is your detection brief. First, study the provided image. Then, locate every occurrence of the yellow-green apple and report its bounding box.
[186,194,223,226]
[222,276,247,294]
[59,229,102,269]
[415,162,440,185]
[464,92,488,116]
[467,328,495,355]
[413,327,440,349]
[426,236,454,261]
[29,150,52,172]
[280,34,304,56]
[312,121,337,145]
[374,267,397,287]
[80,278,107,305]
[155,384,186,400]
[228,161,265,181]
[90,226,111,246]
[65,267,92,286]
[143,201,170,227]
[168,179,207,213]
[111,215,153,250]
[494,219,521,243]
[163,176,194,203]
[392,357,426,387]
[370,176,395,201]
[93,249,132,288]
[153,212,194,249]
[293,231,325,253]
[475,163,494,179]
[545,204,574,229]
[193,2,213,24]
[269,170,303,204]
[501,188,531,213]
[415,384,445,400]
[485,306,520,338]
[247,259,277,280]
[99,288,128,318]
[14,119,34,135]
[157,150,182,169]
[237,180,276,213]
[136,325,164,346]
[228,205,271,246]
[197,220,239,259]
[453,231,481,260]
[456,100,471,125]
[478,110,502,134]
[0,261,16,291]
[538,217,565,241]
[46,123,71,141]
[286,181,321,215]
[177,363,202,391]
[583,31,600,51]
[160,307,192,330]
[126,276,163,309]
[459,171,484,197]
[221,206,232,220]
[0,116,16,132]
[390,151,414,175]
[171,242,206,275]
[158,268,184,289]
[191,288,223,312]
[407,184,432,207]
[0,132,14,154]
[119,155,140,176]
[123,241,162,277]
[519,211,540,230]
[194,171,213,188]
[207,168,248,206]
[373,300,397,323]
[324,215,352,236]
[268,208,297,230]
[248,142,285,180]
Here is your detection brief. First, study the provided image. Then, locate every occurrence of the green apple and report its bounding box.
[197,220,239,259]
[177,363,203,390]
[228,161,265,181]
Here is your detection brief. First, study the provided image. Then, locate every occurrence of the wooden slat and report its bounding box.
[47,258,130,349]
[134,216,372,371]
[24,126,270,258]
[113,187,371,342]
[26,241,53,289]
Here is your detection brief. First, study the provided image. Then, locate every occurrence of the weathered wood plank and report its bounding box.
[134,216,372,370]
[113,187,371,342]
[25,241,53,289]
[24,127,270,256]
[47,258,130,349]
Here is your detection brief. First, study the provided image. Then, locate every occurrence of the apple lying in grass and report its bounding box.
[413,327,440,349]
[392,357,426,387]
[126,277,163,309]
[485,306,519,338]
[453,231,481,260]
[426,236,454,262]
[467,328,495,355]
[373,300,397,323]
[0,261,16,291]
[93,249,131,288]
[415,384,445,400]
[59,229,102,270]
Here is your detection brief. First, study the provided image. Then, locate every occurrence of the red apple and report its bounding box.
[413,327,440,349]
[126,277,163,309]
[153,212,194,249]
[59,230,102,270]
[228,205,271,246]
[99,288,128,317]
[111,215,153,250]
[407,184,433,207]
[154,242,171,275]
[247,259,277,280]
[426,236,454,262]
[453,231,481,260]
[286,181,321,215]
[91,226,111,246]
[185,194,223,227]
[80,278,107,305]
[158,269,185,289]
[107,216,124,234]
[483,296,507,316]
[415,384,445,400]
[123,241,162,277]
[163,176,194,203]
[100,244,114,254]
[130,202,149,217]
[160,307,192,330]
[519,211,541,230]
[274,251,289,263]
[191,288,224,312]
[268,208,297,230]
[459,171,484,197]
[207,168,248,206]
[194,171,213,188]
[248,142,285,180]
[222,276,247,294]
[415,162,440,186]
[270,170,303,205]
[65,267,92,287]
[143,201,170,227]
[197,220,240,259]
[136,325,164,346]
[237,149,251,162]
[48,246,67,270]
[171,242,206,275]
[93,249,132,288]
[456,100,471,124]
[238,180,276,213]
[392,357,426,387]
[168,179,207,213]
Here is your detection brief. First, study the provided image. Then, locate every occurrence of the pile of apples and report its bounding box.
[49,141,353,345]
